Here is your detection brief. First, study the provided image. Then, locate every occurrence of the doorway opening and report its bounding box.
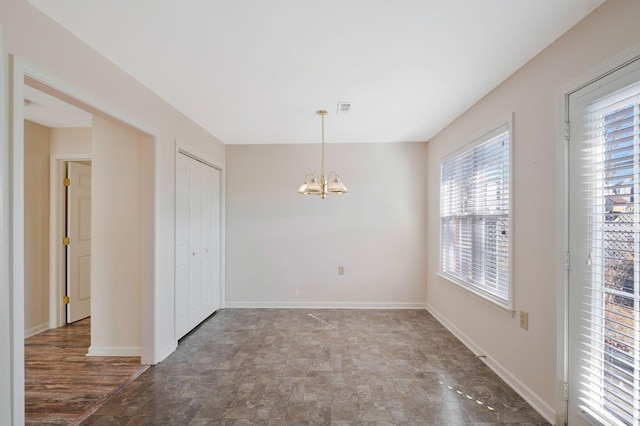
[12,59,157,425]
[23,84,93,336]
[63,160,92,324]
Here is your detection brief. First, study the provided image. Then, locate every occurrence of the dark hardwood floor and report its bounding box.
[25,318,148,425]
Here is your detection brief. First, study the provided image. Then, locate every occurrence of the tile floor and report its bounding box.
[81,309,550,425]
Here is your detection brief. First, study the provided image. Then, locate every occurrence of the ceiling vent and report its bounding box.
[336,102,352,114]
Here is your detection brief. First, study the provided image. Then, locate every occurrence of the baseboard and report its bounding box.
[224,301,428,309]
[426,304,556,424]
[87,345,141,357]
[24,322,49,338]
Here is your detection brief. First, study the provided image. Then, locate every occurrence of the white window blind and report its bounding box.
[576,80,640,426]
[440,122,511,307]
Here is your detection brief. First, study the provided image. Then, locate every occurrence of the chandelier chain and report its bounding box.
[321,112,325,174]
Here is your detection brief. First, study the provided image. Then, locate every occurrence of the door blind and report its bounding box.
[577,80,640,426]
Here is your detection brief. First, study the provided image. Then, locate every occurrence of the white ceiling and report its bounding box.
[27,0,605,144]
[23,85,92,128]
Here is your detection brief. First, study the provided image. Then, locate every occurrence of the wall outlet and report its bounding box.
[338,266,345,275]
[519,311,529,330]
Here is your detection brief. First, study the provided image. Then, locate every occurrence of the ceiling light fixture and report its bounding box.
[298,110,348,199]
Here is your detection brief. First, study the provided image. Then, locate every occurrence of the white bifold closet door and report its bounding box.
[176,152,221,340]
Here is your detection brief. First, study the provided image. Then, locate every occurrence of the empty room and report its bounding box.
[2,1,640,425]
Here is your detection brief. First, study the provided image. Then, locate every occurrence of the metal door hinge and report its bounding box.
[63,237,70,245]
[565,251,570,271]
[63,296,70,305]
[63,178,71,187]
[563,382,569,401]
[564,121,570,142]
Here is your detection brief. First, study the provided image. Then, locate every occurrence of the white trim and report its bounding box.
[437,272,515,316]
[219,168,226,310]
[0,24,14,426]
[439,113,514,311]
[24,323,49,339]
[9,54,26,426]
[10,57,161,424]
[177,147,223,171]
[139,132,156,366]
[86,346,141,357]
[224,301,428,309]
[427,303,555,424]
[440,118,511,163]
[555,42,640,426]
[49,154,92,330]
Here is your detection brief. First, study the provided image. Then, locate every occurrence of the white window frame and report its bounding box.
[439,115,514,311]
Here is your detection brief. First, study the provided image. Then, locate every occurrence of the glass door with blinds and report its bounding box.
[568,58,640,426]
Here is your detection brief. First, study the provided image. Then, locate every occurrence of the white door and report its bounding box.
[211,166,221,312]
[66,162,92,323]
[176,152,221,339]
[199,161,213,320]
[568,58,640,426]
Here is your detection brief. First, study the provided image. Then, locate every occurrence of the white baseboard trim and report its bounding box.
[426,304,556,424]
[24,322,49,338]
[224,301,427,309]
[87,346,141,357]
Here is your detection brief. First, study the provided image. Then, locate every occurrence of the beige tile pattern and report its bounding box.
[81,309,550,425]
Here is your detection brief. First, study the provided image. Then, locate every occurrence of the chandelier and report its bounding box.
[297,110,348,198]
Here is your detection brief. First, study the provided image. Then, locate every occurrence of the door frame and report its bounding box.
[0,24,13,426]
[49,156,92,329]
[10,56,159,425]
[555,43,640,426]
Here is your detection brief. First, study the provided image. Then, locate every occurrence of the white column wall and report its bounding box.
[89,116,142,355]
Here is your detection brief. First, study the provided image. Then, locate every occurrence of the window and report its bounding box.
[440,120,512,308]
[569,70,640,426]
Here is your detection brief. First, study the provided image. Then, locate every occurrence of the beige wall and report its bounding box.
[226,142,428,307]
[50,127,91,154]
[425,0,640,422]
[23,120,50,337]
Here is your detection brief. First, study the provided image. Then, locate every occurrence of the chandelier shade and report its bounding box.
[298,110,348,198]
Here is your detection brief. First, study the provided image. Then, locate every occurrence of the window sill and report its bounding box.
[436,272,515,317]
